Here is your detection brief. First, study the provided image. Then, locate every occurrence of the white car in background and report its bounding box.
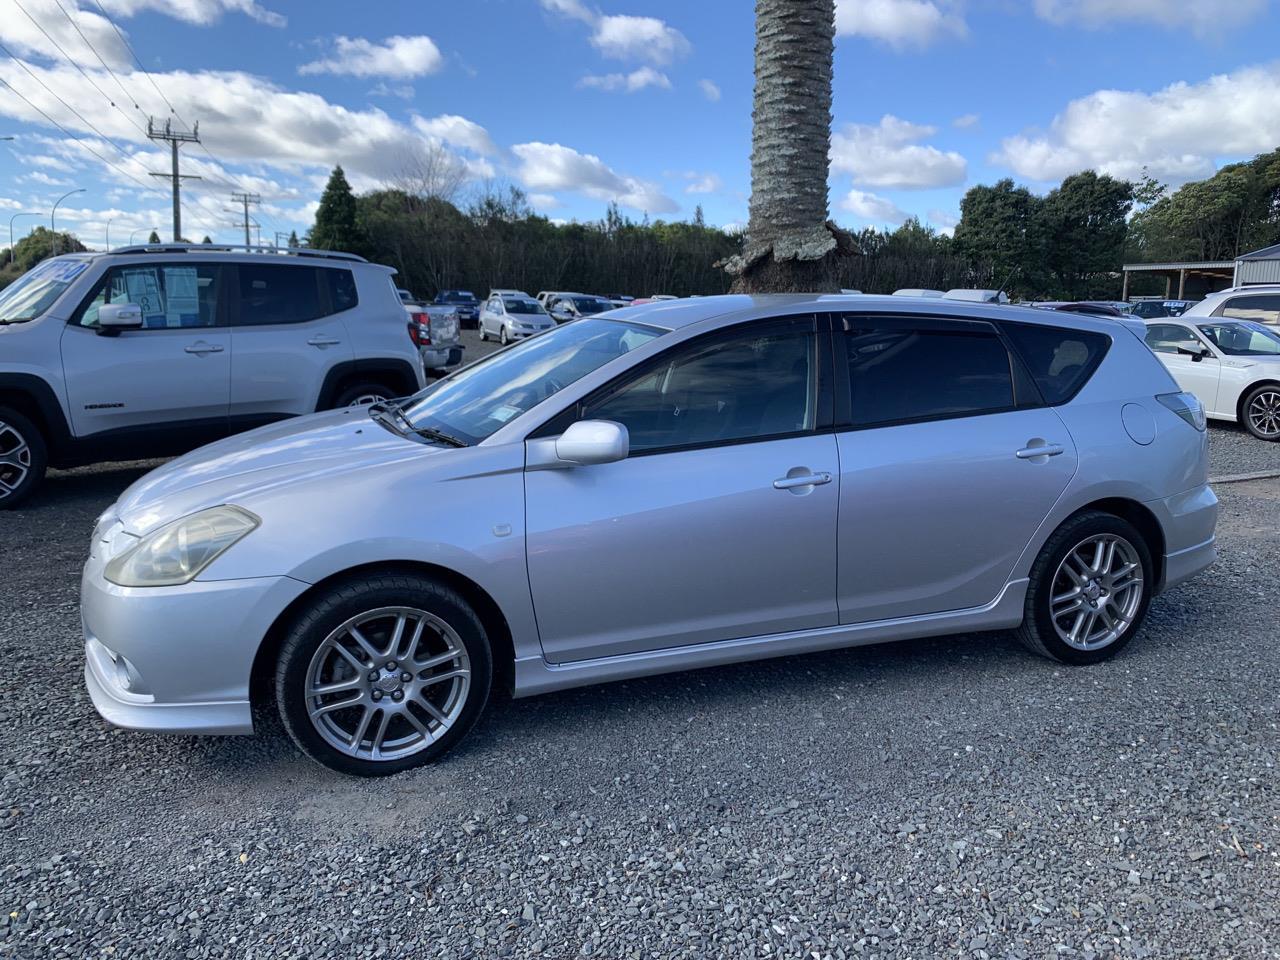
[1179,285,1280,325]
[1143,318,1280,440]
[478,294,555,345]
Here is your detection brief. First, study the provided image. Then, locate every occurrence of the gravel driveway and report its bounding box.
[2,405,1278,958]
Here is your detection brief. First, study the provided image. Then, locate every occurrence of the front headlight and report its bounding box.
[104,505,260,587]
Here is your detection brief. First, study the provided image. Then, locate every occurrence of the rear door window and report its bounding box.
[325,269,358,312]
[235,264,325,326]
[1000,321,1110,405]
[1218,294,1280,324]
[840,325,1015,427]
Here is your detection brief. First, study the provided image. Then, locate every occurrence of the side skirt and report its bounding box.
[512,579,1030,698]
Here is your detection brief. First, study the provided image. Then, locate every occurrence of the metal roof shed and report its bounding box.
[1236,243,1280,285]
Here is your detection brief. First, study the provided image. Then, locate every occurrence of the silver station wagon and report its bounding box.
[82,294,1218,775]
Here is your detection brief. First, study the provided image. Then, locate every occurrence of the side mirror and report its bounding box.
[554,420,628,466]
[97,302,143,334]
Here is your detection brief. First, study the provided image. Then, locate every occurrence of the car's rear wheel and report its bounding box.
[275,573,492,776]
[332,382,393,408]
[1016,511,1154,665]
[1242,384,1280,441]
[0,407,48,510]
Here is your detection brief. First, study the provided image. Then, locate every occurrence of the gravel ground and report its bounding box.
[2,370,1279,958]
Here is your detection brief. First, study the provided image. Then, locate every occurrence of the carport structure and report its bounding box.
[1120,260,1235,301]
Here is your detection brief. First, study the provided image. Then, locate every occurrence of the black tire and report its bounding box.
[275,572,493,776]
[1240,383,1280,441]
[331,382,394,409]
[0,406,48,510]
[479,326,488,342]
[499,326,509,346]
[1016,511,1155,665]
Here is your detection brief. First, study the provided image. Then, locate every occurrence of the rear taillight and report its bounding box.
[407,311,431,346]
[1157,391,1206,431]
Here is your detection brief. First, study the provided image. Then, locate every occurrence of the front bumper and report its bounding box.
[81,562,310,735]
[420,344,464,369]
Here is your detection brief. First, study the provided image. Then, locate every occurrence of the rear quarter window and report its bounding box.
[1001,321,1110,405]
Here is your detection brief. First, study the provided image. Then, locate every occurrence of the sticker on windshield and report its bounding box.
[35,259,89,282]
[491,404,522,423]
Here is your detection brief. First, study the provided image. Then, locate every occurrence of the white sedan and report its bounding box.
[1143,318,1280,440]
[478,295,556,345]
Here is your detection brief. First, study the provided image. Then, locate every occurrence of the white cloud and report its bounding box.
[831,115,967,189]
[927,208,959,235]
[299,35,443,78]
[538,0,593,23]
[578,67,671,93]
[1032,0,1267,35]
[835,0,966,49]
[840,189,909,224]
[953,113,979,128]
[510,142,677,213]
[412,114,498,156]
[698,78,721,102]
[369,82,414,99]
[528,192,560,209]
[591,15,690,64]
[101,0,285,27]
[994,63,1280,185]
[682,171,722,194]
[0,1,132,69]
[21,170,71,186]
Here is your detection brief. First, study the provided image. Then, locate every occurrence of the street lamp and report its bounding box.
[105,217,113,252]
[129,226,157,245]
[7,211,40,266]
[50,187,86,257]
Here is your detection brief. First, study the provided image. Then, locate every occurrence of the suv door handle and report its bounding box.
[184,341,224,355]
[773,471,832,490]
[307,336,341,347]
[1016,443,1065,460]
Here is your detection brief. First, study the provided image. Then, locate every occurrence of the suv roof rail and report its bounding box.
[106,243,368,263]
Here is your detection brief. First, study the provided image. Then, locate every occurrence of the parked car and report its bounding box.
[432,290,480,329]
[893,289,945,298]
[1143,317,1280,440]
[405,304,464,374]
[606,294,634,308]
[0,245,425,508]
[1179,285,1280,325]
[945,289,1009,304]
[488,288,530,300]
[548,294,615,323]
[1131,300,1197,319]
[396,287,420,306]
[535,290,579,311]
[1032,302,1146,338]
[82,294,1216,775]
[478,294,555,344]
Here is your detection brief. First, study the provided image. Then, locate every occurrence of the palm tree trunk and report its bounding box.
[726,0,854,292]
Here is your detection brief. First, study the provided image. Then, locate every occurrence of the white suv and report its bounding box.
[0,245,426,507]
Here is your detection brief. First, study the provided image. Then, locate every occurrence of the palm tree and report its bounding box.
[726,0,853,292]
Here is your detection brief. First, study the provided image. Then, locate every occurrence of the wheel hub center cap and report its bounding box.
[374,670,403,694]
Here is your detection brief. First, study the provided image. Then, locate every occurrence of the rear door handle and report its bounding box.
[184,342,224,355]
[1016,443,1065,459]
[307,336,341,348]
[773,471,833,490]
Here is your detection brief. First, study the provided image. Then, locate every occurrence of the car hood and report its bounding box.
[112,409,449,533]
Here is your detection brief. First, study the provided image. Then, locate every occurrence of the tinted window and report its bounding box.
[585,324,817,453]
[326,269,358,312]
[1145,323,1203,356]
[1002,321,1109,405]
[237,264,323,325]
[1219,295,1280,324]
[506,299,545,315]
[76,263,221,329]
[842,328,1013,427]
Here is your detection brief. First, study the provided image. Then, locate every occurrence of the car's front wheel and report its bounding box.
[1242,383,1280,441]
[1016,511,1154,665]
[0,406,48,510]
[499,326,509,346]
[275,573,492,776]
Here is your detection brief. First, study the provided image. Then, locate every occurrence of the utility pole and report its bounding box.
[274,230,290,249]
[147,118,201,241]
[230,192,261,247]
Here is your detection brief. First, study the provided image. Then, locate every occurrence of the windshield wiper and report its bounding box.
[369,400,467,447]
[411,426,468,448]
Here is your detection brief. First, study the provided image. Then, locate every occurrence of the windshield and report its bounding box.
[399,317,663,443]
[1198,321,1280,356]
[442,291,476,302]
[0,258,89,323]
[572,297,611,314]
[506,299,545,315]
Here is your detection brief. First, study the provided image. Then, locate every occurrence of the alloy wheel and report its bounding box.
[347,393,389,407]
[304,606,472,762]
[1247,389,1280,438]
[1049,533,1144,651]
[0,420,32,501]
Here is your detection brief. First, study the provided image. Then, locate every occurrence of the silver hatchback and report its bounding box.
[82,295,1218,775]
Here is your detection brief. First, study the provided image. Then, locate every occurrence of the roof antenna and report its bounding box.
[994,265,1021,303]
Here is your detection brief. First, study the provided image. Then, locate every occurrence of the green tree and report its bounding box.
[201,235,213,244]
[288,230,299,247]
[953,179,1045,296]
[310,165,368,254]
[147,230,161,244]
[10,226,87,271]
[1040,171,1134,299]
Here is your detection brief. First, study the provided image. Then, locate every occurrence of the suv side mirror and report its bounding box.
[555,420,629,466]
[97,302,144,334]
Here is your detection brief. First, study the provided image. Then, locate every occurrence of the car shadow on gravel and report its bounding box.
[35,461,162,510]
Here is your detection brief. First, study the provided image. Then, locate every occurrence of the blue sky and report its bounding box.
[2,0,1280,251]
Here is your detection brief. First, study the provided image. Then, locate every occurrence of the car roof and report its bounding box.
[604,293,1124,335]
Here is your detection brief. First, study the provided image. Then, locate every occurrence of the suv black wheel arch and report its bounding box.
[317,359,421,411]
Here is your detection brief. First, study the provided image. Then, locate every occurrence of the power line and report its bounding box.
[87,0,182,123]
[229,192,260,247]
[49,0,150,127]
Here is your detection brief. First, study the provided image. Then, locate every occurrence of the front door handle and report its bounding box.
[1016,443,1065,460]
[307,336,341,348]
[184,341,224,355]
[773,471,833,490]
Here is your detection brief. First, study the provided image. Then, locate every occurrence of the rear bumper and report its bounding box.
[1150,482,1218,593]
[420,344,464,369]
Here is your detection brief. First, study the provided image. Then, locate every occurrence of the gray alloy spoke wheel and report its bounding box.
[1246,388,1280,439]
[499,326,509,346]
[0,420,33,501]
[304,606,472,762]
[1049,533,1144,652]
[347,392,389,407]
